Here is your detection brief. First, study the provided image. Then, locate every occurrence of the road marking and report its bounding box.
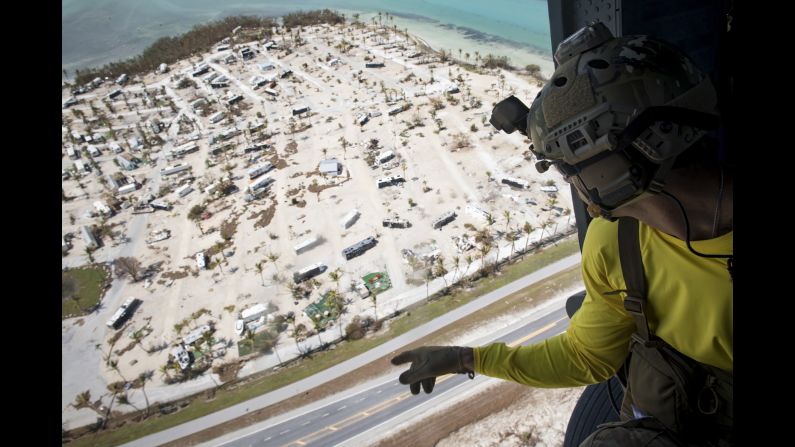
[279,429,290,435]
[321,412,329,417]
[337,405,347,411]
[376,389,382,394]
[355,397,366,403]
[302,420,311,426]
[507,317,566,347]
[328,426,338,431]
[264,437,271,442]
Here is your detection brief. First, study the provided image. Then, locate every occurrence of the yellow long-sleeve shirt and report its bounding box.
[474,217,733,388]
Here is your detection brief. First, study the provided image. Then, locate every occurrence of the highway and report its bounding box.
[212,306,569,447]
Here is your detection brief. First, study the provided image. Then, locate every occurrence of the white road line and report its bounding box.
[337,405,347,411]
[301,420,311,426]
[279,429,290,435]
[355,397,366,403]
[263,436,271,442]
[321,412,330,418]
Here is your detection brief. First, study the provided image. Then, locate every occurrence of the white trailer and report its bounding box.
[175,184,194,197]
[116,73,129,85]
[377,150,395,164]
[183,325,211,346]
[109,142,123,153]
[240,303,269,323]
[247,162,274,179]
[66,146,78,159]
[106,297,137,329]
[293,235,319,254]
[117,183,138,195]
[293,262,326,283]
[170,142,199,158]
[356,113,369,125]
[388,104,405,115]
[340,209,360,229]
[263,88,278,97]
[196,252,207,269]
[248,175,274,192]
[87,145,101,157]
[209,111,225,124]
[160,163,191,176]
[540,185,559,193]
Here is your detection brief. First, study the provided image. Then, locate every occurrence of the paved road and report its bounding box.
[120,253,580,447]
[214,305,570,447]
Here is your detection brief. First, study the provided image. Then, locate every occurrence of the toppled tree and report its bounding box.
[114,257,143,282]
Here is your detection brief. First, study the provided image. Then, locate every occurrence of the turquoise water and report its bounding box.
[62,0,552,74]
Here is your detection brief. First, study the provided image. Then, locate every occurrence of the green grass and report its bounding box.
[237,331,276,357]
[62,266,109,319]
[66,236,579,446]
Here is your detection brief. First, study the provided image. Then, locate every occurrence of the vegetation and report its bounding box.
[62,266,110,318]
[282,9,345,29]
[74,16,278,85]
[481,53,513,70]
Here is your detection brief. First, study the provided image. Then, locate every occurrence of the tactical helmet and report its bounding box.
[527,22,720,218]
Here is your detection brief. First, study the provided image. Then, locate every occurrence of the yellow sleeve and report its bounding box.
[474,218,636,387]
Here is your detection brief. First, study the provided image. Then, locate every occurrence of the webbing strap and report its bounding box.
[618,217,653,344]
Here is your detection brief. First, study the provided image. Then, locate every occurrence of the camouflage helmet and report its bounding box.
[528,22,719,217]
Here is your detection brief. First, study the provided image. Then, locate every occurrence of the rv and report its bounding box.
[175,184,193,197]
[158,63,168,74]
[242,143,271,154]
[227,93,244,105]
[81,225,101,249]
[109,142,123,153]
[540,185,559,193]
[248,175,274,193]
[117,183,138,195]
[293,236,319,254]
[369,110,382,118]
[249,75,268,87]
[74,160,89,173]
[240,47,255,60]
[383,217,411,228]
[209,111,225,124]
[446,84,460,94]
[263,88,278,97]
[116,73,129,85]
[192,63,210,77]
[183,325,211,346]
[150,200,172,211]
[501,177,529,189]
[160,163,191,176]
[87,145,101,157]
[293,262,327,283]
[292,105,310,116]
[196,252,207,270]
[108,89,123,100]
[377,150,395,164]
[342,236,377,260]
[170,142,199,159]
[247,162,274,179]
[376,175,405,189]
[356,113,369,126]
[388,104,405,116]
[66,146,78,159]
[63,97,78,108]
[432,211,457,229]
[340,209,360,229]
[106,297,139,329]
[365,62,385,68]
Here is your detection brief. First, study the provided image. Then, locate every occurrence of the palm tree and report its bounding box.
[255,262,265,286]
[159,364,172,381]
[95,343,110,366]
[311,316,324,347]
[522,221,534,256]
[330,290,346,338]
[434,256,449,288]
[338,136,349,159]
[464,254,473,278]
[117,393,139,412]
[267,252,280,275]
[84,247,95,264]
[503,210,512,233]
[539,221,549,245]
[109,359,127,383]
[479,243,492,275]
[507,230,518,260]
[486,215,500,268]
[452,256,460,282]
[371,290,379,320]
[270,333,283,366]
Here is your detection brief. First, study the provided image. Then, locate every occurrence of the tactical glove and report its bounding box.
[391,346,474,395]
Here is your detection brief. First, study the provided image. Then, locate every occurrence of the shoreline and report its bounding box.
[63,9,553,80]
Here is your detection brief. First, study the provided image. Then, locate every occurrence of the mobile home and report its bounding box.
[175,184,194,197]
[293,262,327,283]
[106,297,138,329]
[340,209,360,229]
[342,236,377,260]
[209,111,225,124]
[293,236,320,254]
[247,162,274,179]
[432,211,457,229]
[248,175,274,193]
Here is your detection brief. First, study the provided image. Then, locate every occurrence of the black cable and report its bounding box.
[660,190,733,279]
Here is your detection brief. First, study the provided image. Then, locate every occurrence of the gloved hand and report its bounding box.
[391,346,474,395]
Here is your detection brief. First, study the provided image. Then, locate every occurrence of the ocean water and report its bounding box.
[62,0,553,76]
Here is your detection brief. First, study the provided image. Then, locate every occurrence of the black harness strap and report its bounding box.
[617,217,655,346]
